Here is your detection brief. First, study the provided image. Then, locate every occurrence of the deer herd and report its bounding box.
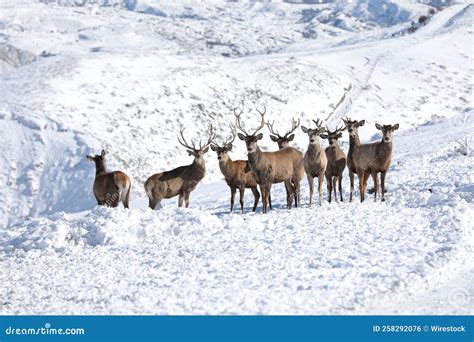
[87,108,399,214]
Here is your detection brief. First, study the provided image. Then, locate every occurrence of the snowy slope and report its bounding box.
[0,1,473,314]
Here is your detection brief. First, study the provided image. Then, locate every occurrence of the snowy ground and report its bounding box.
[0,1,473,314]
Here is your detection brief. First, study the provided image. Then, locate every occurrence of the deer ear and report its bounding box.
[227,143,233,151]
[101,149,106,157]
[187,150,194,156]
[375,123,383,130]
[256,133,263,140]
[358,120,365,126]
[270,135,279,142]
[287,134,295,141]
[301,126,308,133]
[86,155,94,161]
[237,133,246,141]
[202,146,209,154]
[210,144,218,152]
[336,133,343,139]
[319,134,328,139]
[393,123,399,130]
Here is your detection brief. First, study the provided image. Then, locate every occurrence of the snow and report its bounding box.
[0,0,473,314]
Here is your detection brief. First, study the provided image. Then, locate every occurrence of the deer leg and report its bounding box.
[333,176,338,203]
[371,172,378,202]
[269,193,273,210]
[358,172,365,202]
[184,192,190,208]
[178,194,184,207]
[318,174,324,206]
[239,187,245,213]
[339,175,343,202]
[230,187,236,212]
[284,180,293,209]
[349,170,355,202]
[294,178,301,207]
[326,175,332,203]
[251,187,260,212]
[307,175,314,208]
[259,184,267,214]
[265,183,273,214]
[381,171,387,202]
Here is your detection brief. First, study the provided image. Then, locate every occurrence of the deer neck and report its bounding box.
[192,157,206,174]
[247,146,262,166]
[218,156,233,177]
[95,162,107,176]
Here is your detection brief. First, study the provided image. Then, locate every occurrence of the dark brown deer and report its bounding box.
[86,150,131,208]
[351,123,399,202]
[144,125,215,209]
[320,124,346,202]
[210,125,263,213]
[342,117,365,202]
[235,107,304,213]
[301,119,327,207]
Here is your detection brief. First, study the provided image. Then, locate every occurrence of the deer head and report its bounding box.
[210,124,236,161]
[86,149,107,173]
[235,106,266,153]
[320,123,345,146]
[267,118,300,149]
[342,117,365,139]
[301,119,326,145]
[178,124,216,160]
[375,123,399,143]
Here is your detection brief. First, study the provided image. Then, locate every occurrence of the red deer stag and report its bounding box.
[351,123,399,202]
[210,125,263,213]
[301,119,327,207]
[144,125,215,209]
[235,107,304,213]
[342,117,365,202]
[320,124,346,202]
[86,150,131,208]
[266,118,303,206]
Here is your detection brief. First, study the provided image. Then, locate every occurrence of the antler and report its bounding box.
[213,124,236,148]
[326,123,346,135]
[177,127,197,150]
[234,106,266,136]
[312,118,324,130]
[267,118,300,138]
[178,124,215,151]
[199,124,216,149]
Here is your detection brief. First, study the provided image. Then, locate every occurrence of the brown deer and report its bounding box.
[342,117,365,202]
[301,119,327,207]
[144,125,215,209]
[235,107,304,213]
[320,124,346,203]
[267,118,302,207]
[86,150,131,208]
[210,125,263,213]
[351,123,399,202]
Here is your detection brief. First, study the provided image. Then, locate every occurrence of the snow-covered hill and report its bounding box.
[0,0,472,314]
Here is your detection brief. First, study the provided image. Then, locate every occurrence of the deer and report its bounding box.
[351,123,399,202]
[320,124,346,203]
[235,107,304,213]
[144,125,215,209]
[210,124,264,213]
[86,149,131,208]
[266,118,302,207]
[301,119,327,207]
[342,117,365,202]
